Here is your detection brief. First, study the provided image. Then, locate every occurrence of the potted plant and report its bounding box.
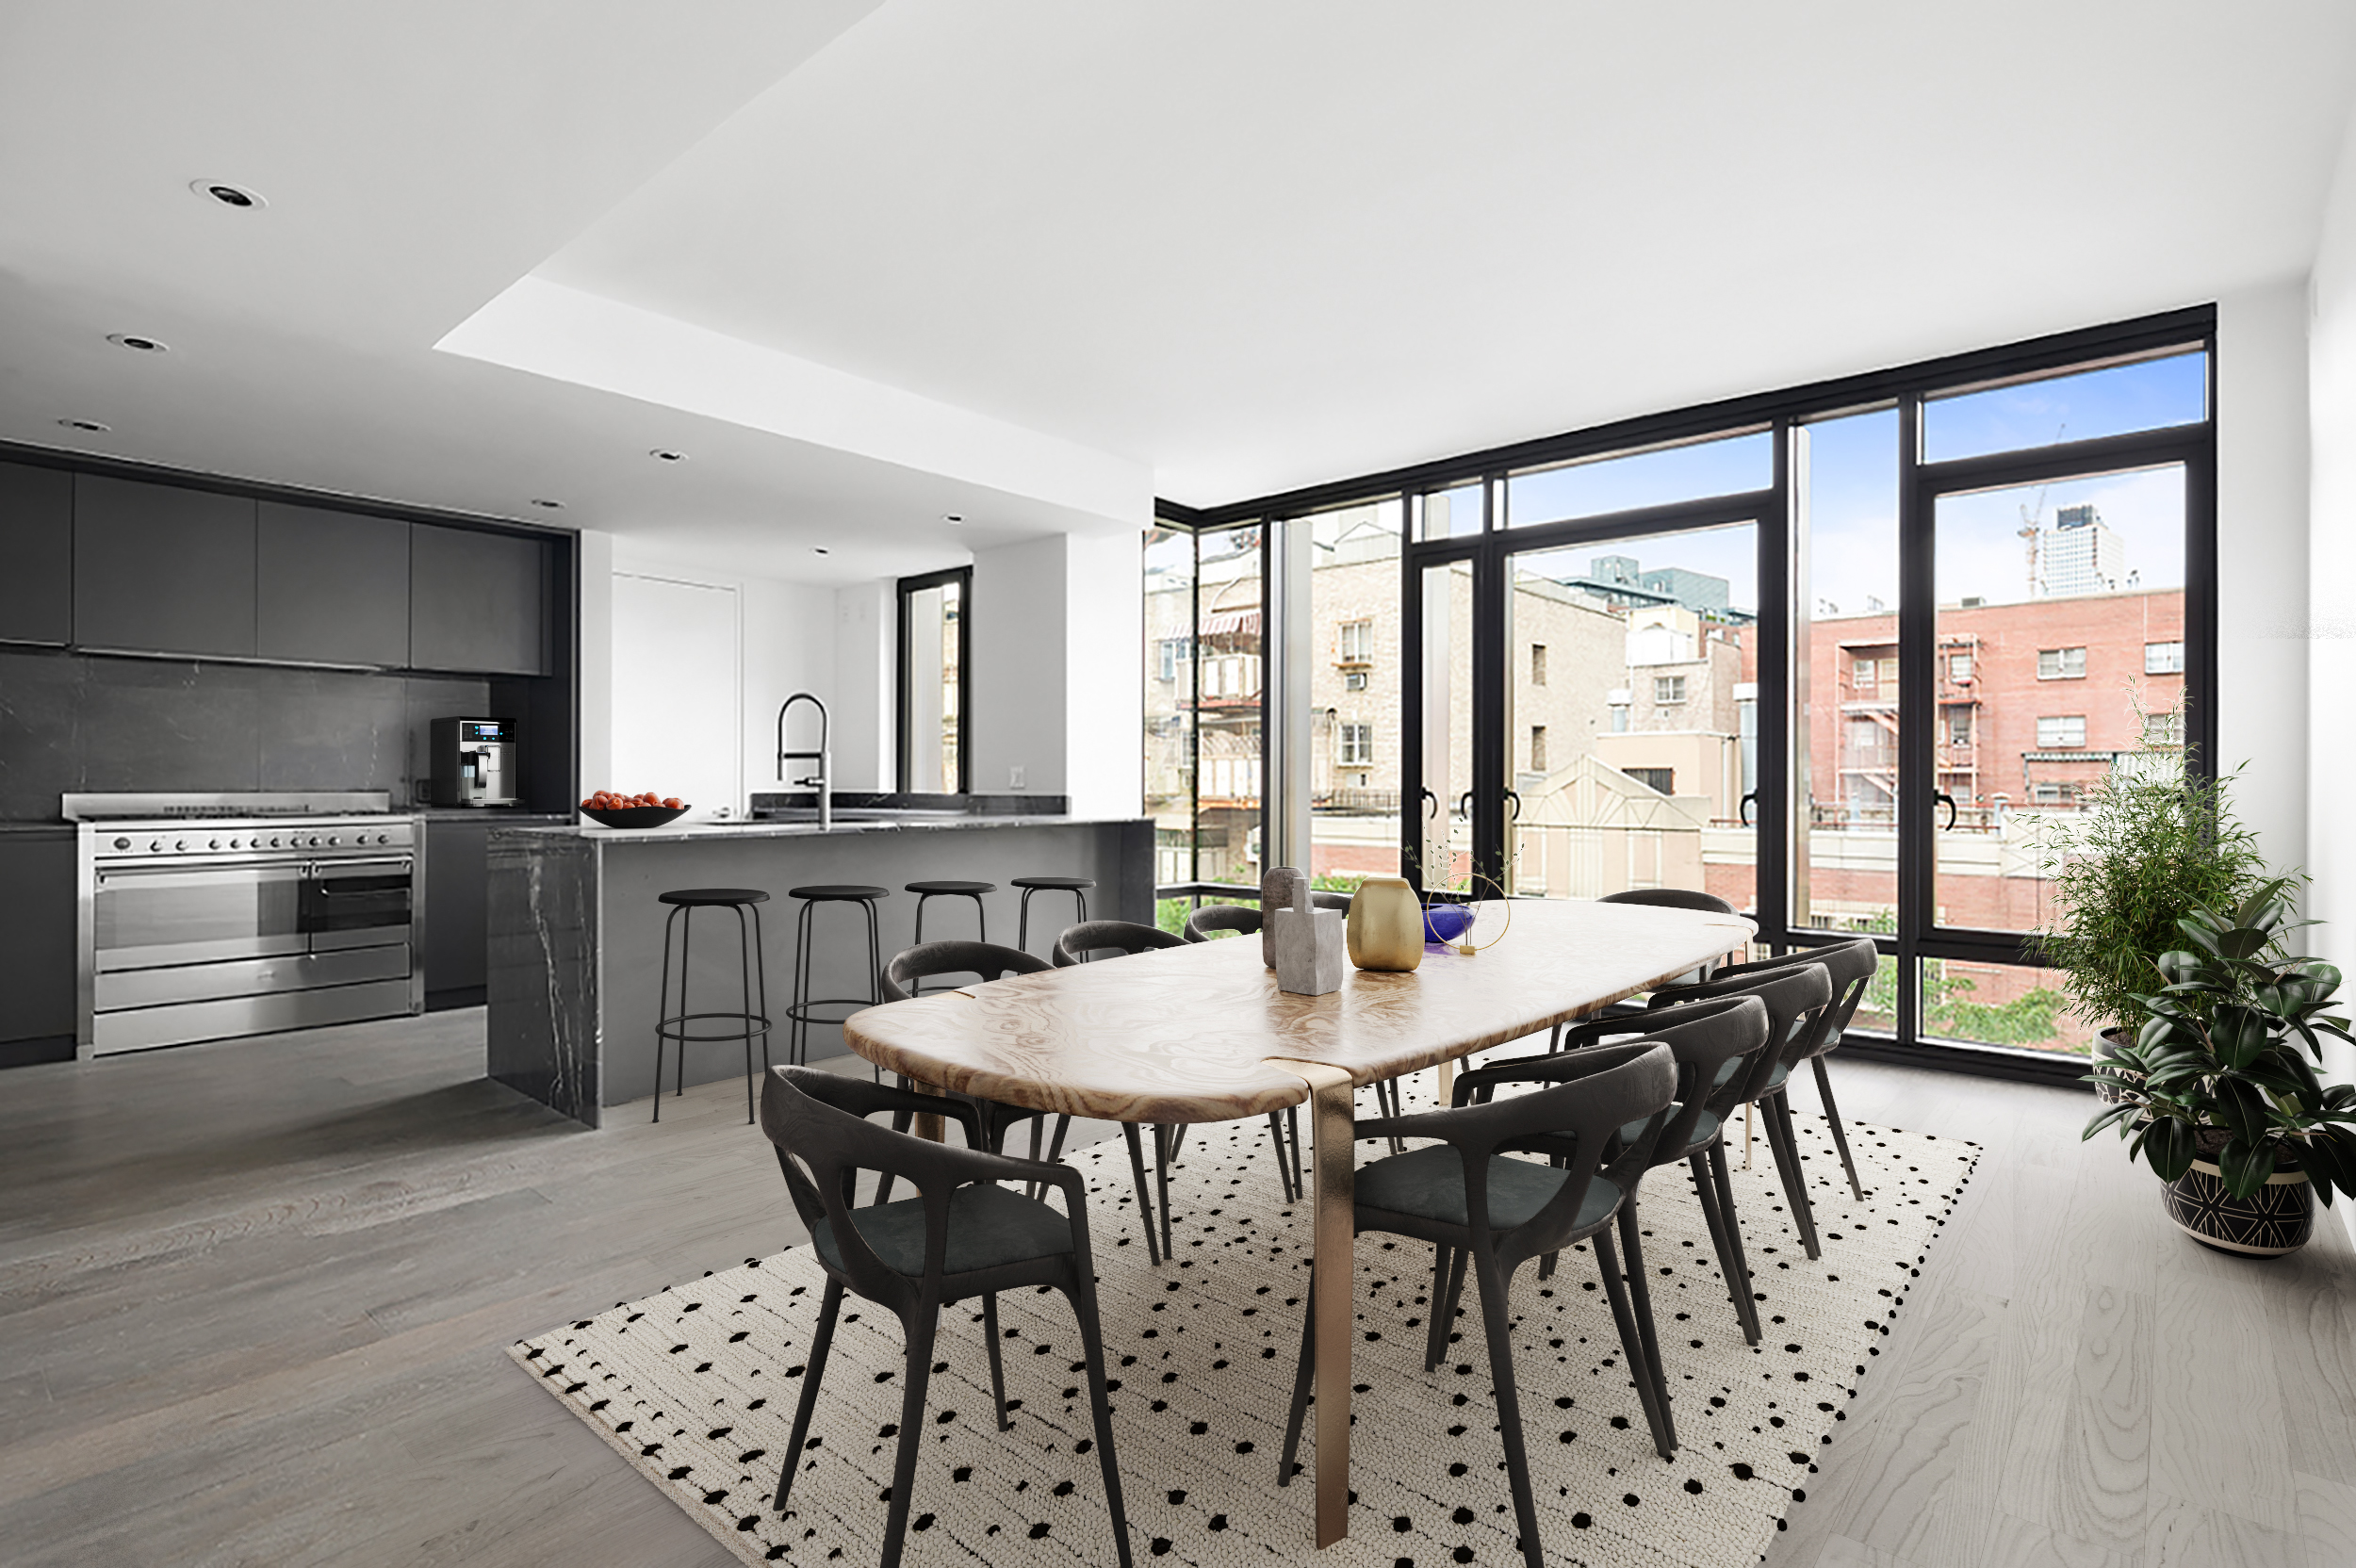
[2085,879,2356,1256]
[2039,737,2266,1096]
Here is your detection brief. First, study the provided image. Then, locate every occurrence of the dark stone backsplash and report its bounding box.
[0,646,488,820]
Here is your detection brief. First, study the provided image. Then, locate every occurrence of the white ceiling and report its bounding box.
[4,2,2354,576]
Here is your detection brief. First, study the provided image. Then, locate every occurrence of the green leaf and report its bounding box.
[2212,1005,2274,1070]
[2217,1137,2278,1200]
[2144,1118,2198,1182]
[2155,949,2211,985]
[2084,1102,2140,1140]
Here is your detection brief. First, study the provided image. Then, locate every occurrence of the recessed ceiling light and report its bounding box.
[812,547,830,555]
[191,180,266,209]
[943,513,965,524]
[647,449,687,463]
[107,333,168,353]
[57,417,112,433]
[530,498,565,510]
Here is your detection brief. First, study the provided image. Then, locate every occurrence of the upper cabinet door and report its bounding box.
[0,461,73,646]
[74,477,258,658]
[256,502,410,667]
[409,524,547,676]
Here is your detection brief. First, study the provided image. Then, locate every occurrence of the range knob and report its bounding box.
[270,835,283,848]
[149,839,164,852]
[174,839,188,851]
[112,836,131,851]
[328,835,342,846]
[209,839,221,850]
[228,838,242,849]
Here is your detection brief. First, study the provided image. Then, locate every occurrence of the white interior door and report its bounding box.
[612,573,742,821]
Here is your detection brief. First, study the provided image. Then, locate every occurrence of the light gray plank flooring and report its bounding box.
[2,1009,2348,1566]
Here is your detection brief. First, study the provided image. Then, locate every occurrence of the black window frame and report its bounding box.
[1154,304,2217,1086]
[895,564,973,796]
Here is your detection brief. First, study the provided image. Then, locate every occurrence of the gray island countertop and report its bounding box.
[486,811,1154,1125]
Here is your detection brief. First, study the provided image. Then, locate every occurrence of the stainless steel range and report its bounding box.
[66,792,423,1056]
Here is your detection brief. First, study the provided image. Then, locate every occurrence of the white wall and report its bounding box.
[1063,528,1146,819]
[2216,280,2312,874]
[576,529,615,795]
[2307,102,2356,1225]
[965,530,1147,816]
[830,579,896,792]
[607,552,834,812]
[971,535,1069,795]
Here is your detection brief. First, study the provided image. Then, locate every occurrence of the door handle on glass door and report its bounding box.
[1934,791,1958,830]
[1740,792,1757,827]
[1458,791,1474,820]
[1503,790,1521,821]
[1421,787,1438,820]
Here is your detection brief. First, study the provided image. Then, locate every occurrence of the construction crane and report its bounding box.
[2014,421,2067,596]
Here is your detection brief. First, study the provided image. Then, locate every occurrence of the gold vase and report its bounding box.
[1345,874,1425,972]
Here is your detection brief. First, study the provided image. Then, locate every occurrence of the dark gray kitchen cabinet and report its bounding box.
[0,833,76,1058]
[410,525,547,676]
[422,818,490,1004]
[256,502,411,667]
[74,477,258,658]
[0,462,73,646]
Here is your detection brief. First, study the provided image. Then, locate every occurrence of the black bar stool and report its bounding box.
[1013,874,1093,955]
[785,884,890,1066]
[652,887,772,1125]
[904,880,995,996]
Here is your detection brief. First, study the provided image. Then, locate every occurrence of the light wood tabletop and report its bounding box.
[841,896,1754,1548]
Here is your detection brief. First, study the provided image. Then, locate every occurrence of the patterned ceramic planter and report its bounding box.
[2162,1156,2313,1257]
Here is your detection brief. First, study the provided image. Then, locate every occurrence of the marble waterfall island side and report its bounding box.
[486,815,1154,1126]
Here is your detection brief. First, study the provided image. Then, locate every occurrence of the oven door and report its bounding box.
[92,860,307,971]
[301,857,415,952]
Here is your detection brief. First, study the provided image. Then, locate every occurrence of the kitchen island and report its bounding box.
[485,811,1153,1125]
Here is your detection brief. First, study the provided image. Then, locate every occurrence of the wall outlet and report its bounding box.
[1008,766,1025,790]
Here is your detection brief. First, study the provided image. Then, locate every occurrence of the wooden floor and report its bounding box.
[0,1012,2348,1567]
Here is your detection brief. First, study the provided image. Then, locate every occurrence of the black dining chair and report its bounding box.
[1644,956,1841,1260]
[1275,1041,1677,1568]
[1052,918,1308,1245]
[1658,937,1879,1208]
[875,940,1126,1207]
[1597,886,1742,986]
[1440,992,1771,1428]
[1180,902,1259,942]
[758,1066,1134,1568]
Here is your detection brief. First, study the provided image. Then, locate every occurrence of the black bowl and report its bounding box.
[580,804,690,829]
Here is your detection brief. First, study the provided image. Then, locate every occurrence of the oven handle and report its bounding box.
[309,858,415,878]
[95,861,309,890]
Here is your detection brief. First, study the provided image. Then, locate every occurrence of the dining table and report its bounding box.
[841,895,1756,1548]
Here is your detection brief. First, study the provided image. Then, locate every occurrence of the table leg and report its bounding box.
[1435,1058,1454,1107]
[912,1081,943,1144]
[1273,1060,1356,1547]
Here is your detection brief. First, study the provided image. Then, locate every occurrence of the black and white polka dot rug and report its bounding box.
[512,1076,1978,1566]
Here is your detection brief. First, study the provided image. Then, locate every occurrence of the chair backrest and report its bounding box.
[1405,1040,1676,1270]
[1183,903,1262,943]
[758,1065,988,1315]
[1309,889,1352,913]
[1462,994,1768,1171]
[1053,919,1186,967]
[1677,939,1878,1058]
[1649,961,1833,1106]
[882,940,1049,1002]
[1599,887,1738,917]
[1624,995,1769,1159]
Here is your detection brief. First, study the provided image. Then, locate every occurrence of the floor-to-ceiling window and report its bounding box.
[1142,519,1266,927]
[1152,307,2216,1079]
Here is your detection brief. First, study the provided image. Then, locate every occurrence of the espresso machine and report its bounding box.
[430,718,520,808]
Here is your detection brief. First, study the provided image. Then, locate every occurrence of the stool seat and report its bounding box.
[788,884,892,902]
[659,887,771,906]
[906,879,995,896]
[1012,874,1095,891]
